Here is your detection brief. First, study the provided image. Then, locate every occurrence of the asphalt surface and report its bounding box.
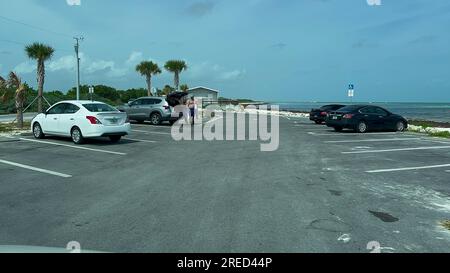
[1,115,450,253]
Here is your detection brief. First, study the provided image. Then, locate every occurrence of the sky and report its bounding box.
[0,0,449,102]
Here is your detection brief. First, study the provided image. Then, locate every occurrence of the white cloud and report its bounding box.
[48,55,77,72]
[126,51,143,66]
[66,0,81,6]
[86,60,115,74]
[219,69,247,80]
[14,61,35,74]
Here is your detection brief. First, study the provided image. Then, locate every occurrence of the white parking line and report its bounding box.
[309,132,401,136]
[17,138,127,155]
[0,159,72,178]
[366,164,450,173]
[342,146,450,154]
[132,129,171,135]
[325,138,421,143]
[124,138,157,143]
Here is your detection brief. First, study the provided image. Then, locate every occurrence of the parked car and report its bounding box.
[117,97,179,125]
[309,104,346,124]
[31,101,131,144]
[326,105,408,133]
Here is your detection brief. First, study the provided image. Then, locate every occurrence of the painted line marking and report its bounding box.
[342,146,450,154]
[123,138,157,143]
[132,130,171,135]
[366,164,450,173]
[325,138,422,143]
[0,159,72,178]
[131,124,172,129]
[17,138,127,155]
[308,132,401,136]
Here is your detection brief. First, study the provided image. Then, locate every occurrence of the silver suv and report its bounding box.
[117,97,179,125]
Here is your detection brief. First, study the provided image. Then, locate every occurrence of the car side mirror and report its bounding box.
[128,101,133,106]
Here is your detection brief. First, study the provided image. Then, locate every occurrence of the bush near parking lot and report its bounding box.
[0,84,149,114]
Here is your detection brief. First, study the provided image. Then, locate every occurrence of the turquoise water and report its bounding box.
[272,102,450,122]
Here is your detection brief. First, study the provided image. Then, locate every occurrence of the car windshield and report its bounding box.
[82,103,117,112]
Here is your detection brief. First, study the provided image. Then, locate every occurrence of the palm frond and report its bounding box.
[8,71,21,88]
[136,61,161,76]
[164,60,188,73]
[25,42,55,61]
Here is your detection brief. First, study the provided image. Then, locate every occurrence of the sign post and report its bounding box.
[348,84,355,103]
[89,86,94,102]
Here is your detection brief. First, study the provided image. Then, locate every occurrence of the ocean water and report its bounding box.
[272,102,450,123]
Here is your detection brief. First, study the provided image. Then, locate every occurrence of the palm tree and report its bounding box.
[136,61,161,97]
[8,72,26,128]
[0,76,6,101]
[180,84,189,92]
[25,42,54,113]
[164,60,187,91]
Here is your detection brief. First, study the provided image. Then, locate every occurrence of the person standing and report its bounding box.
[187,96,198,125]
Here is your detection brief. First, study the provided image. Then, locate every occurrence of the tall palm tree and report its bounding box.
[25,42,54,113]
[8,72,26,128]
[136,61,161,97]
[164,60,187,91]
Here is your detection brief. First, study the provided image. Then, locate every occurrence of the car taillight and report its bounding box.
[164,105,170,110]
[86,116,102,124]
[321,112,327,116]
[343,114,354,119]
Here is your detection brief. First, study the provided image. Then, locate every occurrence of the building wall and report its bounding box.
[188,88,218,101]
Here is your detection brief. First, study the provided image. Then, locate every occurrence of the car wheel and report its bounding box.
[334,126,343,132]
[150,113,162,125]
[109,136,122,143]
[33,123,45,139]
[356,121,368,133]
[71,127,84,144]
[396,121,406,132]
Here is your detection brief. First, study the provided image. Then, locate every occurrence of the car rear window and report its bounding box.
[83,103,117,112]
[336,105,362,112]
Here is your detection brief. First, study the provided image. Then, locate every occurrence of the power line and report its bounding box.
[0,14,73,39]
[0,38,74,53]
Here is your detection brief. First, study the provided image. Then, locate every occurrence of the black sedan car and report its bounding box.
[310,104,346,124]
[326,105,408,133]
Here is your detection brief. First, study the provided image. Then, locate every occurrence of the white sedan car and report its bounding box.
[31,101,131,144]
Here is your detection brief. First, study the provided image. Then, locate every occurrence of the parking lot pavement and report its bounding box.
[1,116,450,253]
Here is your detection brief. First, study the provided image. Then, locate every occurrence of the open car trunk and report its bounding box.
[166,92,189,107]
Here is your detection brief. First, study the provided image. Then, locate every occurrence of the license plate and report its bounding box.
[332,116,338,120]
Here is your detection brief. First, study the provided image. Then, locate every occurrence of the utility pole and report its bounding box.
[74,36,84,100]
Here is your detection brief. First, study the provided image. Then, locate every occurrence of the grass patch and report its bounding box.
[409,119,450,128]
[429,131,450,138]
[0,122,31,133]
[441,220,450,231]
